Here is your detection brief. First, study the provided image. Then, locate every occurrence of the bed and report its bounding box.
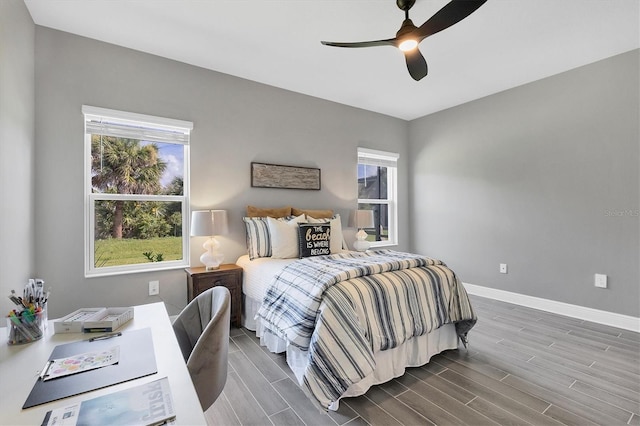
[237,245,476,410]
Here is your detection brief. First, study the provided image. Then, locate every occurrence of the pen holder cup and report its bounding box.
[6,308,47,345]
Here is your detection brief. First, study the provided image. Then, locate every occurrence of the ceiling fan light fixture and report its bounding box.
[398,38,418,52]
[320,0,487,80]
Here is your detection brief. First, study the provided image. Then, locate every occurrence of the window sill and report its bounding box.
[85,261,188,278]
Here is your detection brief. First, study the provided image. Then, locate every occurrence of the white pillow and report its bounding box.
[307,214,344,254]
[268,214,306,259]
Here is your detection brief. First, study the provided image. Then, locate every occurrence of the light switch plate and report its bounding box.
[594,274,607,289]
[149,280,160,295]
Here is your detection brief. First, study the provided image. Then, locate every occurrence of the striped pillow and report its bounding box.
[243,217,271,260]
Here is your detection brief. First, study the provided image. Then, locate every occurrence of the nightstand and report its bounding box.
[185,264,243,327]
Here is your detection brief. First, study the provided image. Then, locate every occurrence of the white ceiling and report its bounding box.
[24,0,639,121]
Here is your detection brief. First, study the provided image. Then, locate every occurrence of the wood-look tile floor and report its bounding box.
[205,295,640,425]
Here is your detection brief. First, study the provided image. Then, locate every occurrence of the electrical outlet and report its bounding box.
[594,274,607,289]
[148,280,160,296]
[499,263,508,274]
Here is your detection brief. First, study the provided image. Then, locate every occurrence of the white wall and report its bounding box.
[0,0,35,318]
[34,27,410,317]
[409,50,639,317]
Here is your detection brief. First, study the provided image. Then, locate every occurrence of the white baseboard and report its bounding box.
[463,282,640,333]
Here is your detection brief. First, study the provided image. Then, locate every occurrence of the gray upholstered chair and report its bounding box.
[172,286,231,411]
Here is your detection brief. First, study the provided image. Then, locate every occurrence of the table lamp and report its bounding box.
[190,210,229,270]
[350,209,374,252]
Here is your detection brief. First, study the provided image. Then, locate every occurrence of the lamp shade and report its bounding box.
[190,210,229,237]
[349,209,374,229]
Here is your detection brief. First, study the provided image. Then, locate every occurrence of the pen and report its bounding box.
[89,332,122,342]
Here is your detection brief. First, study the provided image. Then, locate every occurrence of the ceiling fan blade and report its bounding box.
[415,0,487,39]
[404,48,428,81]
[321,39,396,48]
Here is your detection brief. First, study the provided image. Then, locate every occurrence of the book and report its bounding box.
[41,377,175,426]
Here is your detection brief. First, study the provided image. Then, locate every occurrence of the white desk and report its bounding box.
[0,302,206,425]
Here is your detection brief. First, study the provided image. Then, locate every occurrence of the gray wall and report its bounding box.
[0,0,35,317]
[409,50,639,317]
[4,7,637,320]
[34,27,409,318]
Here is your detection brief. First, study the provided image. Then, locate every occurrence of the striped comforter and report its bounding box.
[256,249,476,408]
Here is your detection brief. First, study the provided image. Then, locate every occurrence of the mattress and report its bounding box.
[237,254,296,330]
[237,254,295,305]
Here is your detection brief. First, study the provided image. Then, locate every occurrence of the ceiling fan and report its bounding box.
[321,0,487,81]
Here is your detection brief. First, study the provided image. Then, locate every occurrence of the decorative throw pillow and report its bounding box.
[298,223,331,258]
[243,217,272,260]
[291,207,334,219]
[267,215,306,259]
[246,205,292,218]
[307,214,344,254]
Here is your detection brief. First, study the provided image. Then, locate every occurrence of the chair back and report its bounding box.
[173,286,230,411]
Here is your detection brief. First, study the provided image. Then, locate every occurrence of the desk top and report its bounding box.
[0,302,206,425]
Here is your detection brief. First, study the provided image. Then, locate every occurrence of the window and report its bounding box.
[357,147,398,247]
[83,106,192,277]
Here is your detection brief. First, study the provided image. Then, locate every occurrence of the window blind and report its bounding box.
[83,105,192,145]
[358,147,399,168]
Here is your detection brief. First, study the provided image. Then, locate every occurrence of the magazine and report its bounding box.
[41,377,175,426]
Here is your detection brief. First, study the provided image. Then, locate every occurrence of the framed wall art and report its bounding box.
[251,162,321,190]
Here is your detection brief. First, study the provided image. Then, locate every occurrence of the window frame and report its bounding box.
[83,105,192,277]
[357,147,399,248]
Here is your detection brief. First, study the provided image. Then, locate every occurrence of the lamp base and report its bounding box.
[353,239,370,252]
[200,251,224,270]
[353,229,370,252]
[200,237,225,270]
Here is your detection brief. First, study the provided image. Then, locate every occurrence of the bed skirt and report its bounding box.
[243,293,458,410]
